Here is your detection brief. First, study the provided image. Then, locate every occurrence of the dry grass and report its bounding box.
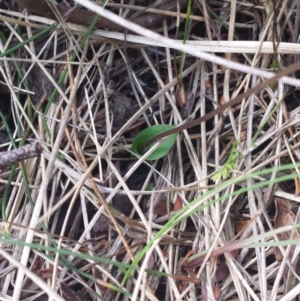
[1,0,300,300]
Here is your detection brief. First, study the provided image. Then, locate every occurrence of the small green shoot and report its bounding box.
[212,140,239,182]
[132,124,178,160]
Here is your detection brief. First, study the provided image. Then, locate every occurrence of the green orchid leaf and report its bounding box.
[132,125,178,160]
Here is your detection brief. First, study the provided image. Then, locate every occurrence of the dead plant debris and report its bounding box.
[0,0,300,300]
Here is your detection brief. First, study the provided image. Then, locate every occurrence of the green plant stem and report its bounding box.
[41,11,101,145]
[1,165,16,221]
[0,24,56,58]
[178,0,192,86]
[0,12,102,277]
[120,162,300,291]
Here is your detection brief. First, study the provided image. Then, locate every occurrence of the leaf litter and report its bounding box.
[0,0,300,300]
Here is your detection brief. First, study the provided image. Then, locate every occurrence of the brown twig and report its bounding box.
[0,142,42,169]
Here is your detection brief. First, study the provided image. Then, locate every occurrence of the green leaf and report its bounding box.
[132,125,178,160]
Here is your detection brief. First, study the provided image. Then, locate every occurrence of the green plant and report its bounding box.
[212,140,239,182]
[132,124,178,160]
